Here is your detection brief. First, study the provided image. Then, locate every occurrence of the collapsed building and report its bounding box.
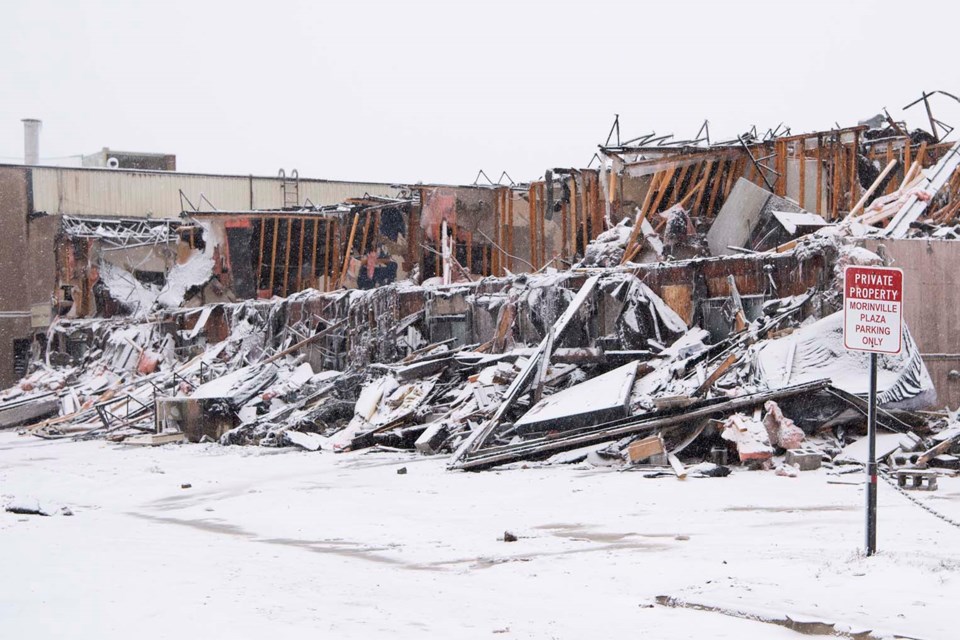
[2,97,960,478]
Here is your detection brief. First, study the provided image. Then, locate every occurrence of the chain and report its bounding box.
[879,470,960,530]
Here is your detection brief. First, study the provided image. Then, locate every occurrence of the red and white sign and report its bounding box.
[843,265,903,354]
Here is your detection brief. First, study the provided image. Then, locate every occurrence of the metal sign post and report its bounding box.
[866,351,878,555]
[843,265,904,557]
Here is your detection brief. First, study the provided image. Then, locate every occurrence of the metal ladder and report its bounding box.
[279,168,300,209]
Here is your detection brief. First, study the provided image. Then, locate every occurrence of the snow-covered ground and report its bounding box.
[1,431,957,639]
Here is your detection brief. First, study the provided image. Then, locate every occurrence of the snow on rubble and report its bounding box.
[0,226,951,482]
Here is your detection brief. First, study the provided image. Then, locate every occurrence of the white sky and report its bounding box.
[2,0,959,185]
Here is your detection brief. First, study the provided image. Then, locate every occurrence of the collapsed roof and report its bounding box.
[6,102,960,476]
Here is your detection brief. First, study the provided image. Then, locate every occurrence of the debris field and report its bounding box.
[4,102,960,639]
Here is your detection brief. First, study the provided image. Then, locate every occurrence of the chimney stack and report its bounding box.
[22,118,41,165]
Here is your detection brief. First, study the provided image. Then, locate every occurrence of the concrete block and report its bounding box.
[785,448,821,471]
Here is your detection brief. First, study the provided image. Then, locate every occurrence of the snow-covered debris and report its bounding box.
[0,244,943,475]
[4,497,71,516]
[721,413,774,462]
[752,311,934,409]
[576,218,632,267]
[99,246,215,317]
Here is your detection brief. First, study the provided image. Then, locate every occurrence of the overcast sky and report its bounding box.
[3,0,959,185]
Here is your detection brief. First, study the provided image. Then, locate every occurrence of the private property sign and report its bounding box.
[843,265,903,354]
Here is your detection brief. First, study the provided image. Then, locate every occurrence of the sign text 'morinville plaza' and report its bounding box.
[843,265,903,355]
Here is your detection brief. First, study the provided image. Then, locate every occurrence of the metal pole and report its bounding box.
[866,352,878,556]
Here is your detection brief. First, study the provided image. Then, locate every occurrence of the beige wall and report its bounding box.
[864,238,960,409]
[27,165,398,218]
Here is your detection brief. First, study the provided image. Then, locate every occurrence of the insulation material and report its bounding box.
[157,245,216,308]
[420,187,496,242]
[420,188,457,242]
[136,350,160,375]
[98,242,176,274]
[99,245,214,316]
[761,401,804,450]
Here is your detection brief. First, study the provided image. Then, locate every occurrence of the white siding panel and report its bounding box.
[33,168,249,218]
[252,179,399,209]
[31,167,399,218]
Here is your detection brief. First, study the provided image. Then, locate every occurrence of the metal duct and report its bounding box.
[22,118,41,165]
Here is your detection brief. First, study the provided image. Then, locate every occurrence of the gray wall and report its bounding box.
[864,238,960,409]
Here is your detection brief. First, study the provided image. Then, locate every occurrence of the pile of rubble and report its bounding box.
[2,227,953,480]
[5,102,960,482]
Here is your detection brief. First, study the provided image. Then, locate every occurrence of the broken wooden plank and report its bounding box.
[884,138,960,237]
[531,328,554,404]
[336,212,361,288]
[415,421,450,455]
[620,205,651,265]
[627,434,665,463]
[727,275,746,332]
[121,432,186,447]
[917,432,960,466]
[845,158,897,221]
[692,353,739,397]
[648,166,677,217]
[667,453,687,479]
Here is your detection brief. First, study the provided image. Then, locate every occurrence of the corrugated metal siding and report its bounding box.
[252,179,399,209]
[30,167,398,218]
[32,168,250,217]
